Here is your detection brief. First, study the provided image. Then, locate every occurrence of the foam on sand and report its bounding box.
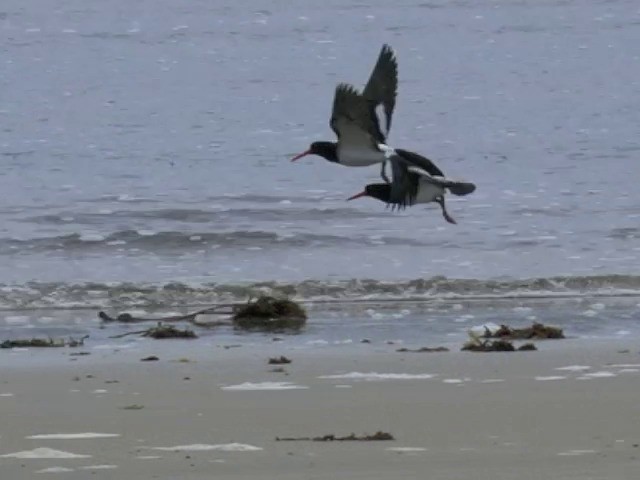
[318,372,435,381]
[555,365,591,372]
[149,443,262,452]
[36,466,75,473]
[386,447,428,453]
[577,371,617,380]
[557,449,597,456]
[222,382,308,391]
[1,448,91,459]
[79,465,118,470]
[27,433,120,440]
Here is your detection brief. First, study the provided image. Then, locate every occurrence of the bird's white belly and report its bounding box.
[337,145,385,167]
[415,182,445,204]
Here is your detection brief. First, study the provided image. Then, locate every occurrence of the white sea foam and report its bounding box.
[36,467,75,473]
[555,365,591,372]
[0,393,14,397]
[387,447,427,452]
[577,371,616,379]
[479,379,505,384]
[557,449,597,456]
[1,448,91,459]
[534,376,566,381]
[149,443,262,452]
[319,372,435,381]
[79,465,118,470]
[27,433,120,440]
[5,315,29,325]
[222,382,308,391]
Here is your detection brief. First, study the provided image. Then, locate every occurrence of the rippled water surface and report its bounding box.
[2,0,640,304]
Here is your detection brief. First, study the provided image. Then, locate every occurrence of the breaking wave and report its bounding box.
[1,274,639,311]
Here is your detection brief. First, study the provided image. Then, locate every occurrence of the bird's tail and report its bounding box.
[419,174,476,196]
[444,181,476,196]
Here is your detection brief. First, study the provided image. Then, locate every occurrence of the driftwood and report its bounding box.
[98,306,231,326]
[276,431,394,442]
[98,296,307,333]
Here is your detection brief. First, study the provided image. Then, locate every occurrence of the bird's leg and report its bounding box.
[380,160,390,184]
[435,197,457,224]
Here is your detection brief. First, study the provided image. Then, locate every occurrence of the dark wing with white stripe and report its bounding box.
[394,148,445,177]
[362,44,398,141]
[404,165,477,196]
[388,155,420,209]
[330,83,380,150]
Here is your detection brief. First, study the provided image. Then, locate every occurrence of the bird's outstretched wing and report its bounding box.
[394,148,445,177]
[330,83,380,150]
[388,155,420,209]
[362,44,398,141]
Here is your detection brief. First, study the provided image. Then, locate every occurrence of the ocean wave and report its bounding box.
[1,274,639,311]
[19,206,386,226]
[0,229,434,254]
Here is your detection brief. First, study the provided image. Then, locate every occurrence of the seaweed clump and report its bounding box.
[276,431,394,442]
[487,322,564,340]
[462,339,539,352]
[232,296,307,332]
[462,339,516,352]
[142,323,197,339]
[396,346,449,353]
[1,335,88,349]
[268,356,292,365]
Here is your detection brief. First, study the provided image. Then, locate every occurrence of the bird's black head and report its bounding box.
[347,183,391,203]
[291,141,338,163]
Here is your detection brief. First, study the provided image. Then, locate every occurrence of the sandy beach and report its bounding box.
[1,334,639,479]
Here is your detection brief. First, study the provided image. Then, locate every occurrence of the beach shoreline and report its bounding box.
[1,329,639,479]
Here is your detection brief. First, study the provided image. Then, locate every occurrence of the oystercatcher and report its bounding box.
[347,149,476,224]
[291,44,398,182]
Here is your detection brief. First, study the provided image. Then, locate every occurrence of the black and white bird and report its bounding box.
[291,43,476,223]
[291,44,398,182]
[347,149,476,224]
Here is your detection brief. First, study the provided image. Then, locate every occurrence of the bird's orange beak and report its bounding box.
[346,191,367,201]
[290,149,311,162]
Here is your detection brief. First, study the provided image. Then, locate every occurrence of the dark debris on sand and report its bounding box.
[232,296,307,332]
[268,356,292,365]
[462,339,538,352]
[1,335,89,349]
[396,346,449,353]
[276,431,394,442]
[142,323,197,339]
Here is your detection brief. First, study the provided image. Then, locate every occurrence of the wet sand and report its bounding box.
[1,338,639,479]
